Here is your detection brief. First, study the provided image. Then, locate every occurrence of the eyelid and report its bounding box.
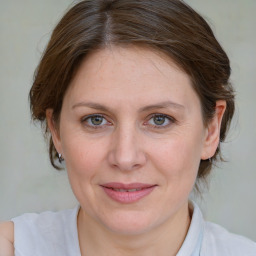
[81,114,112,129]
[144,113,176,128]
[81,113,175,130]
[146,113,175,121]
[81,113,103,121]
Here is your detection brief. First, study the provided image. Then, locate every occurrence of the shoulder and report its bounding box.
[11,207,78,227]
[11,206,80,255]
[201,221,256,256]
[11,207,78,237]
[0,221,14,256]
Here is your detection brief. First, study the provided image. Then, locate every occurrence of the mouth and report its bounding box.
[100,183,157,203]
[111,188,144,192]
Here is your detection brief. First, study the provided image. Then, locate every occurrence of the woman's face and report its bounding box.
[49,46,218,235]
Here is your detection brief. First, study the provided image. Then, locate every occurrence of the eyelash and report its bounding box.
[81,114,175,130]
[145,114,175,129]
[81,114,110,129]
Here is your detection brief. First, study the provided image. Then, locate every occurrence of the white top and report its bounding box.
[11,202,256,256]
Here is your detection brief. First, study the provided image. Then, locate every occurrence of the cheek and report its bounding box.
[149,132,202,182]
[61,134,109,207]
[61,134,106,179]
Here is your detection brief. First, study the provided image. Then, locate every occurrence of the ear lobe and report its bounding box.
[46,109,62,155]
[201,100,226,160]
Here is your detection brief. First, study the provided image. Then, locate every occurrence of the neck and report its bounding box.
[77,202,191,256]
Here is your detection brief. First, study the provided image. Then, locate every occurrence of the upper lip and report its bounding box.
[101,182,157,190]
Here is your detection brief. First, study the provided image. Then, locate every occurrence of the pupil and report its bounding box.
[92,116,103,125]
[154,116,165,125]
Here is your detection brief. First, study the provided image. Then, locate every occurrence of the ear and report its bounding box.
[46,109,62,155]
[201,100,226,160]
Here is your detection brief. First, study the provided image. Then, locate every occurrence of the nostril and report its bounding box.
[107,130,147,171]
[107,149,146,171]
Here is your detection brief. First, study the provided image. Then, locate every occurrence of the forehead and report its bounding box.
[65,45,200,111]
[72,45,187,85]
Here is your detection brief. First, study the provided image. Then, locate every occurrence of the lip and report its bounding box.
[101,182,157,204]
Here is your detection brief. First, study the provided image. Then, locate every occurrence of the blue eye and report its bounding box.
[148,114,173,128]
[82,115,108,127]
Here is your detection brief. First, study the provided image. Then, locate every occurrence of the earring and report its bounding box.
[58,153,64,164]
[208,158,212,163]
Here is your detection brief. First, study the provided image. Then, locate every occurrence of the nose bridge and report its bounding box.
[108,122,146,171]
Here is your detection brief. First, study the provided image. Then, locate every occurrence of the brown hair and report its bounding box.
[30,0,235,184]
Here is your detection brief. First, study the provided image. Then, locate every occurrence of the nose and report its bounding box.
[107,125,147,171]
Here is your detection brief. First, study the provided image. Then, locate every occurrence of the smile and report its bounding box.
[101,183,157,204]
[112,188,142,192]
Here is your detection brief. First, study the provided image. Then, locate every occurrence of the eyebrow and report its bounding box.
[139,101,185,112]
[72,101,185,112]
[72,102,109,111]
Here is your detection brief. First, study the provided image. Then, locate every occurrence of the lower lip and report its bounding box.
[102,186,156,204]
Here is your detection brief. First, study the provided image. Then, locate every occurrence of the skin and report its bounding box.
[48,46,226,255]
[0,221,14,256]
[0,45,226,255]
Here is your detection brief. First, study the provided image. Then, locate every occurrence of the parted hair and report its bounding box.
[29,0,235,184]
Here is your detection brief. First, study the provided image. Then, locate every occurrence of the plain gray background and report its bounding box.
[0,0,255,241]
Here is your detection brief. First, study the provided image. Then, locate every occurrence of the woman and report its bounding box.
[0,0,255,255]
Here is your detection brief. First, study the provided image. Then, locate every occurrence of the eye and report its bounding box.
[82,114,109,128]
[147,114,174,128]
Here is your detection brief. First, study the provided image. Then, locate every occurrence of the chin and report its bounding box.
[98,210,161,235]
